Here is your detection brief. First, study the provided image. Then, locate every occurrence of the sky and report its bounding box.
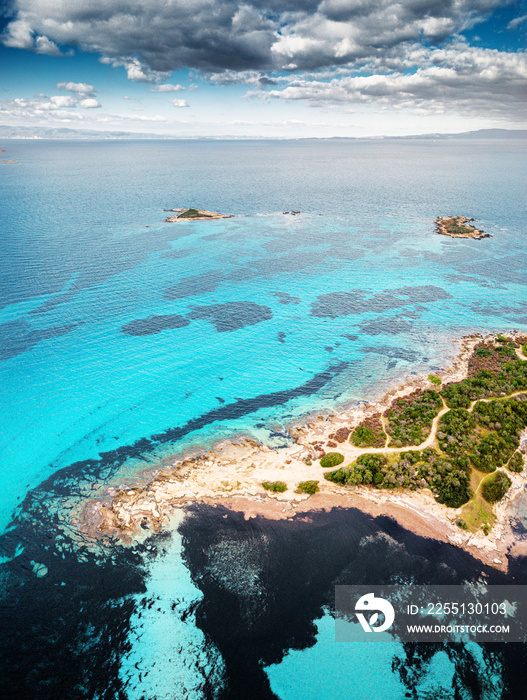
[0,0,526,138]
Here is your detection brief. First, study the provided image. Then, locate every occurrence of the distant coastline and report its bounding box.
[2,127,527,141]
[79,332,527,572]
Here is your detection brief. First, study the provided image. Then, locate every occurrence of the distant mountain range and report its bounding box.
[0,124,526,140]
[390,128,527,140]
[0,124,172,139]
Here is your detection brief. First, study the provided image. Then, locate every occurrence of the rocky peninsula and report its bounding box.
[79,333,527,572]
[436,216,489,239]
[165,207,233,222]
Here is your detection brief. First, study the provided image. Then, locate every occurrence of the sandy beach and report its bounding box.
[78,332,527,572]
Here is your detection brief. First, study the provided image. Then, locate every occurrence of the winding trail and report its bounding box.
[337,392,527,465]
[468,390,527,413]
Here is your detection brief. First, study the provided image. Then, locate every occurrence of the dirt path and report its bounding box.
[342,391,525,463]
[345,404,449,458]
[380,414,390,448]
[468,390,527,413]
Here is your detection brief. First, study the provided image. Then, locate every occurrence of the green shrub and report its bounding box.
[324,454,387,487]
[331,454,389,487]
[522,344,527,357]
[422,447,440,461]
[428,374,442,386]
[177,208,209,219]
[474,397,527,442]
[385,389,442,446]
[482,523,491,536]
[350,415,385,447]
[296,480,320,494]
[437,408,477,456]
[470,434,516,472]
[497,334,507,343]
[324,468,349,484]
[509,452,524,473]
[456,519,468,530]
[262,480,287,493]
[432,468,472,508]
[401,450,421,464]
[356,453,388,470]
[351,425,380,447]
[481,471,512,503]
[320,452,344,469]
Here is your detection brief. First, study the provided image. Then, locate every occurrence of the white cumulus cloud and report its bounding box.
[99,56,170,83]
[57,81,96,96]
[171,98,189,107]
[49,95,76,108]
[153,84,185,92]
[79,97,101,109]
[34,35,63,56]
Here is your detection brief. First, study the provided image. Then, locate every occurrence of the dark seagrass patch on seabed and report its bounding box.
[271,291,300,305]
[310,285,452,318]
[363,345,420,362]
[121,314,190,336]
[359,316,414,336]
[165,270,226,300]
[0,319,81,361]
[187,301,273,332]
[160,248,193,259]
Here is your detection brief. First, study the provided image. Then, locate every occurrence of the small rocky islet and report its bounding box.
[436,215,490,239]
[164,207,233,222]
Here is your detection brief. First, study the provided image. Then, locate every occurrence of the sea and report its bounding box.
[1,138,527,699]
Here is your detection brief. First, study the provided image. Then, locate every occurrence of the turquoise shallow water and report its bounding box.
[267,615,504,699]
[1,139,527,698]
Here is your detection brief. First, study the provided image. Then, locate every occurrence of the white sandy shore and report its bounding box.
[78,332,527,572]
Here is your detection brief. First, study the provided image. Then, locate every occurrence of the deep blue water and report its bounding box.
[1,139,527,698]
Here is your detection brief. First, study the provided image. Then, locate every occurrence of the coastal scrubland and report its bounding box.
[326,338,527,531]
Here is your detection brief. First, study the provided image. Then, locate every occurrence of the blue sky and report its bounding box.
[0,0,526,137]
